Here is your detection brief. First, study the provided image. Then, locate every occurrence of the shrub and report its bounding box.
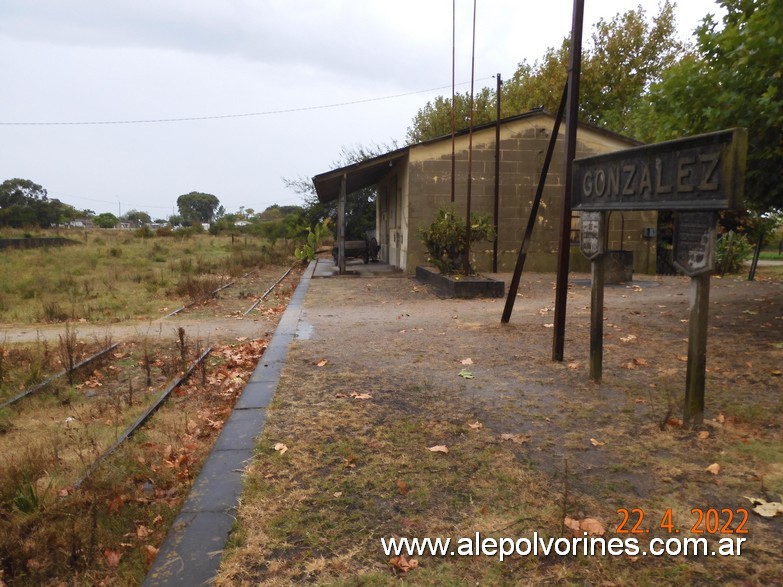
[294,222,325,263]
[418,207,495,274]
[716,231,753,274]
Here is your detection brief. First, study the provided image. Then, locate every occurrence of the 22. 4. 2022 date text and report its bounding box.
[616,508,749,535]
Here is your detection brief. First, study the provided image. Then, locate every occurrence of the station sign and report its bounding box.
[572,129,747,212]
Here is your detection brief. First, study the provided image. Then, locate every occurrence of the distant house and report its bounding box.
[68,218,93,229]
[313,109,657,275]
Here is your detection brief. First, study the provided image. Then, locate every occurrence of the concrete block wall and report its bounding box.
[401,114,656,275]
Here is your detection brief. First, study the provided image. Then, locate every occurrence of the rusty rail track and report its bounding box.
[0,342,120,410]
[73,346,213,488]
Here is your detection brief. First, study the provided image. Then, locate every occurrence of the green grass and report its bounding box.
[0,229,291,324]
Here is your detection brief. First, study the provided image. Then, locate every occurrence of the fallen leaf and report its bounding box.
[333,492,343,498]
[705,463,721,475]
[396,479,409,495]
[563,516,581,535]
[501,433,530,444]
[697,431,710,440]
[567,362,580,369]
[468,421,483,430]
[316,359,329,367]
[677,355,688,362]
[427,445,449,454]
[564,516,605,537]
[771,370,783,377]
[143,544,158,566]
[744,496,783,518]
[104,548,122,568]
[590,438,605,447]
[274,443,288,455]
[579,518,606,536]
[350,392,372,400]
[136,525,150,538]
[107,494,124,513]
[633,357,648,366]
[620,334,637,343]
[458,369,474,379]
[460,358,474,365]
[389,553,419,573]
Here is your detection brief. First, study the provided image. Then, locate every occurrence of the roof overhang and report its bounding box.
[312,147,409,203]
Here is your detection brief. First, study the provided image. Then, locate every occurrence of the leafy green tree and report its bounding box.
[93,212,119,228]
[259,205,283,221]
[0,178,48,208]
[406,88,496,144]
[406,2,683,141]
[636,0,783,211]
[0,178,80,227]
[123,209,151,226]
[176,191,221,223]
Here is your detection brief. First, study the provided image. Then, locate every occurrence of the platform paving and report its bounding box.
[142,261,315,586]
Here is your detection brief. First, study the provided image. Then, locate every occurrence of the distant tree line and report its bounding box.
[0,179,92,228]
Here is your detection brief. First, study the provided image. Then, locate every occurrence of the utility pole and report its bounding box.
[552,0,584,361]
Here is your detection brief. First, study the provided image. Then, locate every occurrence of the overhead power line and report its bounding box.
[0,78,495,126]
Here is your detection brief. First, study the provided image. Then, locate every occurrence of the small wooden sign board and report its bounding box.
[580,211,605,261]
[573,129,747,427]
[673,211,718,277]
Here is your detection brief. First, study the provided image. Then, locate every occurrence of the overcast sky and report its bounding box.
[0,0,723,219]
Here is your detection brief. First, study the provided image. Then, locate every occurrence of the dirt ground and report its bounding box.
[0,265,302,586]
[0,266,301,347]
[216,260,783,586]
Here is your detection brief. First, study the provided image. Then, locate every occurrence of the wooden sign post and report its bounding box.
[573,129,747,427]
[672,211,718,426]
[580,211,606,382]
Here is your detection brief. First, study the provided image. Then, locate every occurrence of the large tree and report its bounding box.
[406,2,683,142]
[176,191,222,224]
[635,0,783,211]
[123,209,151,226]
[0,178,78,227]
[93,212,119,228]
[0,178,48,208]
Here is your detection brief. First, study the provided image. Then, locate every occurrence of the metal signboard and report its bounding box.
[579,211,604,260]
[673,211,718,277]
[572,128,747,211]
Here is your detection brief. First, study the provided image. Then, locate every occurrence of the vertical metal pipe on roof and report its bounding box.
[493,73,502,272]
[552,0,584,361]
[463,0,477,276]
[450,0,456,204]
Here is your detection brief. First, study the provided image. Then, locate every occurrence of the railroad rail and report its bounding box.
[74,346,213,488]
[0,342,120,410]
